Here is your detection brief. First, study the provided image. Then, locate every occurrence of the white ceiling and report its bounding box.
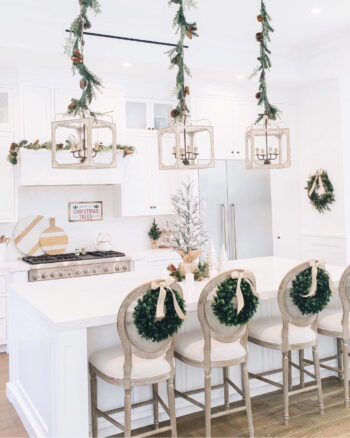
[1,0,350,82]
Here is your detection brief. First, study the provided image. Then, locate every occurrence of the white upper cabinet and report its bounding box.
[0,131,16,222]
[125,98,173,133]
[22,86,52,141]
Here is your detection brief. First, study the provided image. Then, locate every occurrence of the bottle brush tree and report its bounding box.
[148,219,162,241]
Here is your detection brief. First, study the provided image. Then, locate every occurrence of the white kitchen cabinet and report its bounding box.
[115,133,177,216]
[22,86,52,141]
[125,98,173,133]
[0,131,16,222]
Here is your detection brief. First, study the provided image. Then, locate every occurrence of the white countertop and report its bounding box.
[10,257,345,330]
[127,248,180,261]
[0,259,29,274]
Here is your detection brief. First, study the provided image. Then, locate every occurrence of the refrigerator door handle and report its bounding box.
[230,203,237,260]
[220,204,227,251]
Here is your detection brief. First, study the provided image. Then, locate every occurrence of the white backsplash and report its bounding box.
[0,185,172,261]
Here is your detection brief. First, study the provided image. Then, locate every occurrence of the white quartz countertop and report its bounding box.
[0,259,29,273]
[127,249,180,261]
[10,257,345,330]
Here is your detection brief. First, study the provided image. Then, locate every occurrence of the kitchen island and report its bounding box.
[6,257,345,438]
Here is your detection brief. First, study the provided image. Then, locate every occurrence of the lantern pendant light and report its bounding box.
[246,0,291,170]
[158,0,215,170]
[52,0,117,169]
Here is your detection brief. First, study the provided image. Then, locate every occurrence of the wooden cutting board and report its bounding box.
[13,215,50,256]
[39,218,68,255]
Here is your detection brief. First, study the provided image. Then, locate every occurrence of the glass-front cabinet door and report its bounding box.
[125,99,173,133]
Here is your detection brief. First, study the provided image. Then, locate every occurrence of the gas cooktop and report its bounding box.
[23,250,126,265]
[24,250,131,282]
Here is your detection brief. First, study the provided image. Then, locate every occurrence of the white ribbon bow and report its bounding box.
[151,278,186,321]
[303,260,338,298]
[231,271,259,315]
[308,170,326,197]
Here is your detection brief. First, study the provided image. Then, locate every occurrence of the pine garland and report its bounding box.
[290,268,332,315]
[212,278,259,326]
[133,288,186,342]
[168,0,198,123]
[305,170,335,214]
[7,140,135,165]
[65,0,102,116]
[251,0,280,123]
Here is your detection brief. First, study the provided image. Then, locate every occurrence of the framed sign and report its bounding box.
[68,201,103,222]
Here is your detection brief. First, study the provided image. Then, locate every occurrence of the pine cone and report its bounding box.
[34,139,39,144]
[256,92,262,99]
[184,86,190,96]
[80,79,87,89]
[256,32,263,42]
[68,102,76,111]
[72,56,82,64]
[171,109,179,118]
[167,264,177,273]
[57,143,64,149]
[257,14,263,22]
[10,143,18,150]
[186,29,193,39]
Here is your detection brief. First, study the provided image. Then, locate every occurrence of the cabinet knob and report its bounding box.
[230,150,234,154]
[236,151,240,154]
[277,236,281,240]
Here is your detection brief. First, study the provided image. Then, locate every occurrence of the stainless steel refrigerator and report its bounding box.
[199,160,273,260]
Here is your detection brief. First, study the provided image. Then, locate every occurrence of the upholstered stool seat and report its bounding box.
[89,346,171,383]
[175,329,246,366]
[318,308,346,335]
[249,316,317,348]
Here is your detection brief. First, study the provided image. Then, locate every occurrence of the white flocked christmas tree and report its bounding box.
[170,178,207,269]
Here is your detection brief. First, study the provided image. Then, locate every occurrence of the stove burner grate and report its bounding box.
[22,250,126,265]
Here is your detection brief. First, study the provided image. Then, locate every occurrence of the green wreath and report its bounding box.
[305,170,335,213]
[290,267,332,315]
[211,278,259,326]
[133,288,186,343]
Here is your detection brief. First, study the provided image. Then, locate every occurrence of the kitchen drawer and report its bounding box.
[0,297,6,318]
[0,319,6,345]
[0,276,6,294]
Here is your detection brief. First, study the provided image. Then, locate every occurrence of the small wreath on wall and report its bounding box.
[133,288,186,343]
[212,278,259,326]
[305,169,335,213]
[290,267,332,315]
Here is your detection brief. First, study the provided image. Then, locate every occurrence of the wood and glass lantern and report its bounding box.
[51,114,117,169]
[158,121,214,170]
[245,117,290,170]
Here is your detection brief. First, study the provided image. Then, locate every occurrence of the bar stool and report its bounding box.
[89,279,183,437]
[248,260,325,425]
[316,265,349,407]
[174,269,256,438]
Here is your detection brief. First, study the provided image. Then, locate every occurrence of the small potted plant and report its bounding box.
[0,235,10,264]
[148,219,161,249]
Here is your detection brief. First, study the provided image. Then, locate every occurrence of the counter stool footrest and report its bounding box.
[248,372,283,389]
[226,377,243,397]
[290,361,316,379]
[211,405,247,419]
[183,383,224,396]
[155,393,170,416]
[289,384,318,397]
[103,399,153,416]
[175,389,205,409]
[304,358,343,374]
[96,408,124,431]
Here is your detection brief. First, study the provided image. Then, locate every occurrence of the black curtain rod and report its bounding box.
[65,30,189,48]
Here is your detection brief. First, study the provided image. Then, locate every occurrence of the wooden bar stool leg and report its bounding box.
[152,383,159,429]
[282,352,289,425]
[223,367,229,410]
[288,351,292,391]
[338,338,344,380]
[204,371,211,438]
[90,370,98,438]
[124,388,132,437]
[167,378,177,438]
[312,345,324,416]
[298,349,304,388]
[242,361,254,438]
[343,340,349,408]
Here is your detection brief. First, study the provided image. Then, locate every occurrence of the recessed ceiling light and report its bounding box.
[122,62,132,68]
[311,8,322,15]
[236,74,246,80]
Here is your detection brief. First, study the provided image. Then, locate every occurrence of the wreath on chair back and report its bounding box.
[289,267,332,315]
[211,277,259,326]
[305,169,335,214]
[133,287,186,343]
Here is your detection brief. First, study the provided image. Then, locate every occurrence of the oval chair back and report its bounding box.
[277,260,326,352]
[198,269,257,367]
[117,279,183,384]
[338,266,350,339]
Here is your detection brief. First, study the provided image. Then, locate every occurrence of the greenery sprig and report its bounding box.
[290,268,332,315]
[7,140,135,165]
[133,288,186,342]
[305,170,335,214]
[65,0,102,116]
[167,259,209,282]
[251,0,280,123]
[212,278,259,326]
[168,0,198,123]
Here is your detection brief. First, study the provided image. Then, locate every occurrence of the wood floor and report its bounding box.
[1,352,350,437]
